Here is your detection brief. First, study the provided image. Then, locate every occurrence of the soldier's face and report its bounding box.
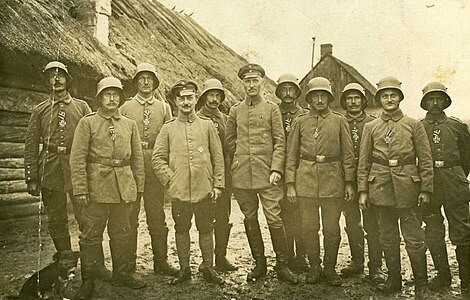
[279,83,298,103]
[176,93,196,115]
[379,89,401,112]
[137,73,155,95]
[345,91,363,114]
[47,69,67,93]
[423,92,447,114]
[242,76,262,97]
[100,88,121,112]
[204,90,223,110]
[308,91,329,112]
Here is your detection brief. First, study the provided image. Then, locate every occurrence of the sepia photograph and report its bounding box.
[0,0,469,299]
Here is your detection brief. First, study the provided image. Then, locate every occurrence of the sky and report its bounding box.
[158,0,470,119]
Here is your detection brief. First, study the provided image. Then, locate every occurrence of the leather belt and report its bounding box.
[372,157,416,167]
[46,145,70,154]
[299,154,341,163]
[88,157,130,167]
[141,141,155,149]
[434,160,461,168]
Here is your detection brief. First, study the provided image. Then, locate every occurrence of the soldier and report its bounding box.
[275,73,309,272]
[285,77,356,286]
[225,63,298,284]
[357,77,433,299]
[152,80,225,285]
[196,78,237,272]
[119,63,177,275]
[419,82,470,296]
[24,62,111,281]
[339,83,386,283]
[71,77,146,299]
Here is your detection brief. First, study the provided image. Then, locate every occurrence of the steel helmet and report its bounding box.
[133,63,160,90]
[374,76,404,103]
[305,77,334,103]
[170,79,198,99]
[275,73,301,99]
[95,77,126,107]
[420,81,451,109]
[196,79,226,110]
[340,83,367,110]
[42,61,72,86]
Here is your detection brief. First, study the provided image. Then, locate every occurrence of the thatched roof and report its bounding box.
[0,0,276,111]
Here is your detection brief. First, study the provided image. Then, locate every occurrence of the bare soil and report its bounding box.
[0,201,463,299]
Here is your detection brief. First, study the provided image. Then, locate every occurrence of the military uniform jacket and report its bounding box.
[70,109,145,203]
[285,108,356,198]
[279,102,306,138]
[152,112,225,203]
[24,93,92,192]
[120,95,172,183]
[421,112,470,204]
[357,109,434,208]
[345,112,376,161]
[225,95,286,190]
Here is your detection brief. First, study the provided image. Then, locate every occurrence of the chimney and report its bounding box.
[78,0,111,46]
[320,44,333,57]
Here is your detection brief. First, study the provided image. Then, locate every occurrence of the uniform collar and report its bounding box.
[279,102,301,114]
[309,107,331,118]
[177,111,197,123]
[424,112,447,124]
[97,108,122,120]
[346,111,366,122]
[50,92,72,104]
[245,94,263,106]
[381,108,404,122]
[198,105,223,118]
[133,94,156,105]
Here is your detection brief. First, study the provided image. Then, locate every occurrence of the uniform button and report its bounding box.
[190,157,193,160]
[27,170,31,174]
[189,151,193,154]
[27,177,31,180]
[60,135,64,139]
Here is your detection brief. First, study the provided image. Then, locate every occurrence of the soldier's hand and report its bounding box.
[75,194,89,206]
[286,183,297,203]
[211,188,223,203]
[136,192,143,202]
[418,192,430,207]
[358,192,369,210]
[269,171,282,186]
[27,181,40,196]
[344,182,355,202]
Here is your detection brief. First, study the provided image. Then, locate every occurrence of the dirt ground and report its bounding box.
[0,200,464,300]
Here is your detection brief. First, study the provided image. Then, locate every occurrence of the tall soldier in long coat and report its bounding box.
[357,77,433,299]
[196,78,237,272]
[275,73,309,272]
[285,77,356,286]
[119,63,177,275]
[339,83,386,284]
[152,80,225,284]
[225,63,298,284]
[419,82,470,297]
[71,77,146,299]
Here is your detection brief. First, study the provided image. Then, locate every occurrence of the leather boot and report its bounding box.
[428,241,451,291]
[323,235,342,286]
[170,232,192,284]
[52,237,72,252]
[456,245,470,298]
[377,246,402,294]
[199,232,224,285]
[341,226,365,277]
[94,243,112,282]
[110,240,146,289]
[304,225,322,283]
[408,249,429,292]
[151,229,178,275]
[366,232,386,284]
[214,223,237,272]
[244,219,267,282]
[269,227,299,284]
[74,243,96,300]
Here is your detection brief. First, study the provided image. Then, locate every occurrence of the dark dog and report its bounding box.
[8,250,79,300]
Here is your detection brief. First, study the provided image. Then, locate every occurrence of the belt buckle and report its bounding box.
[388,159,398,167]
[112,159,121,166]
[316,155,326,163]
[435,160,444,168]
[57,146,67,154]
[141,141,149,149]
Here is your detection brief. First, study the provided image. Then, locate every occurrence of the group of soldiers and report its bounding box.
[24,60,470,300]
